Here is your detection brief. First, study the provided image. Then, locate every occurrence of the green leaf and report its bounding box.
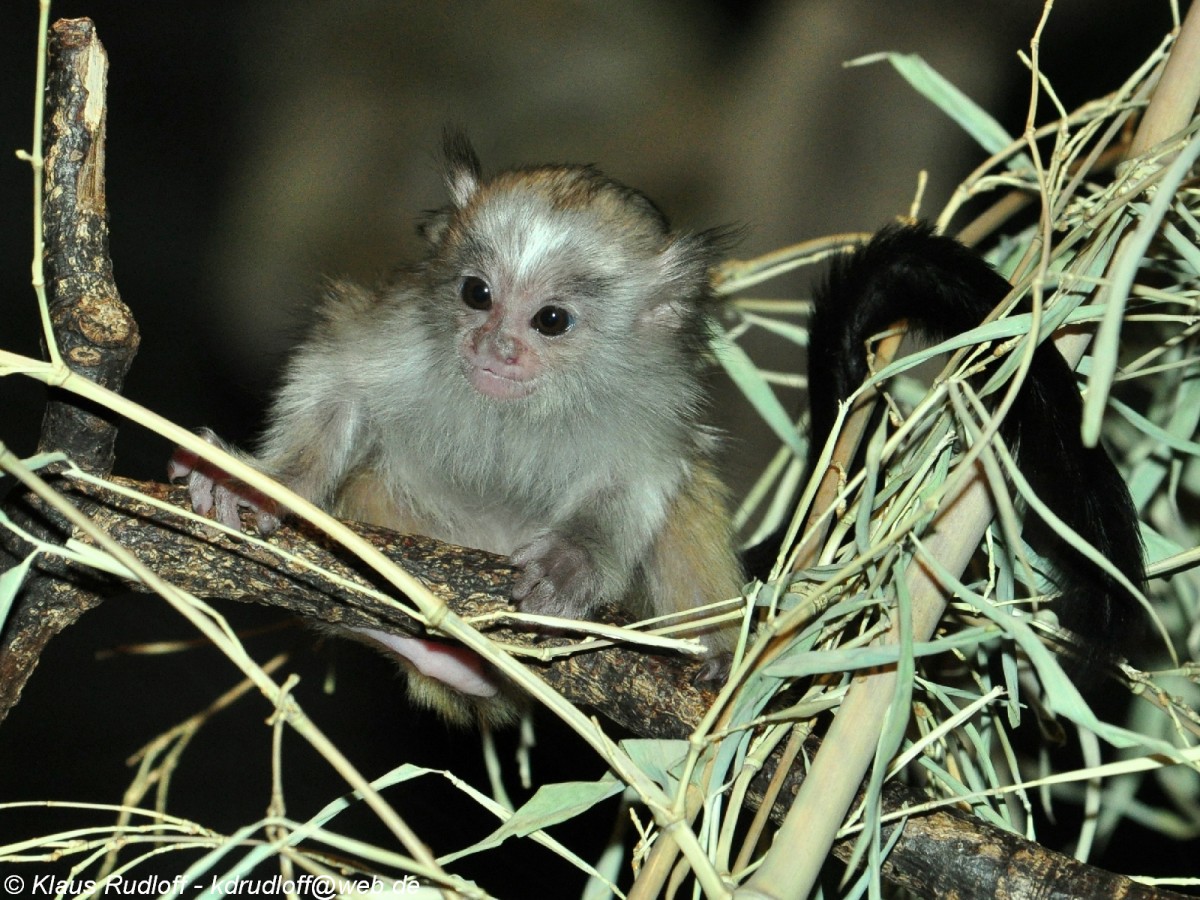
[710,330,806,457]
[443,777,623,861]
[620,738,690,794]
[0,551,36,634]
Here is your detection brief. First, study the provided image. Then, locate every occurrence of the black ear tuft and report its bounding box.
[441,127,482,208]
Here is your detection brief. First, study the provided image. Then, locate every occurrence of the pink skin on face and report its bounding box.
[460,300,542,400]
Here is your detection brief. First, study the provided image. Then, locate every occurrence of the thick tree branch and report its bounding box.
[0,18,138,726]
[39,18,138,470]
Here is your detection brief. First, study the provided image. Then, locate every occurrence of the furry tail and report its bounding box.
[761,223,1144,670]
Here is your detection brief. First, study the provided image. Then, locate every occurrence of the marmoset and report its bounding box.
[802,224,1145,671]
[171,133,744,724]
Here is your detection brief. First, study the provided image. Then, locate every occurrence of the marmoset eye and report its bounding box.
[531,305,573,335]
[460,276,492,310]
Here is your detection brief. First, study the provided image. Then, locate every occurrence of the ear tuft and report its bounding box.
[657,227,736,298]
[442,128,482,208]
[417,208,454,246]
[641,227,736,332]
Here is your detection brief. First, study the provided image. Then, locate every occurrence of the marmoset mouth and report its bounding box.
[468,363,536,400]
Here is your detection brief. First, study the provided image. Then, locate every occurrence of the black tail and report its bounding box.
[748,223,1144,671]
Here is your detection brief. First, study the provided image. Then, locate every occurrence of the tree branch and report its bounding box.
[0,17,138,726]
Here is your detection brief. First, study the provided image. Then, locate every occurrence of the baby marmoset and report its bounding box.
[172,132,744,724]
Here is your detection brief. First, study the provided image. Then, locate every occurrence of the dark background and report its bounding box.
[0,1,1190,894]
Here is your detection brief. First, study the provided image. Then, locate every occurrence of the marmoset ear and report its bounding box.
[641,227,733,330]
[417,129,484,246]
[441,128,482,208]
